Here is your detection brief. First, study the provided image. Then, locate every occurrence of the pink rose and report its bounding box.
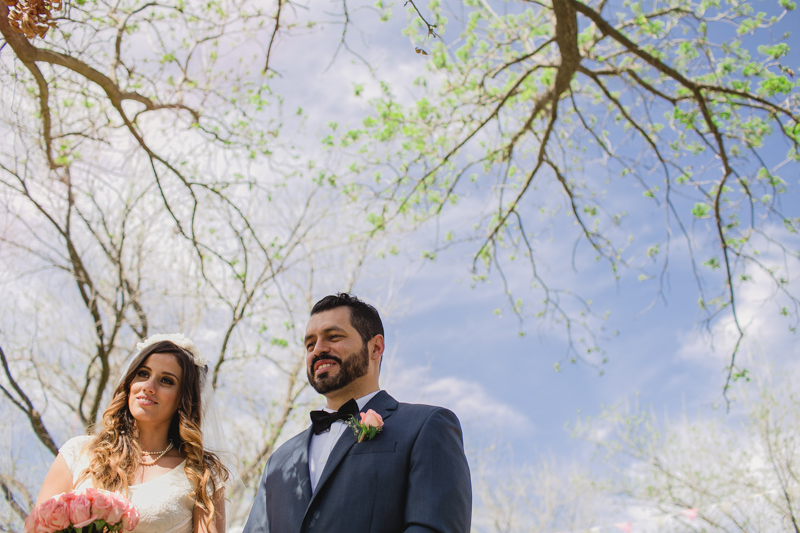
[360,409,384,428]
[109,491,129,506]
[37,496,71,531]
[91,489,125,524]
[110,491,135,516]
[109,494,132,525]
[68,492,97,528]
[59,491,77,506]
[23,507,41,533]
[120,504,140,532]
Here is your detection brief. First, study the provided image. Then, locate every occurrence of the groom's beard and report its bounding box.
[307,344,369,394]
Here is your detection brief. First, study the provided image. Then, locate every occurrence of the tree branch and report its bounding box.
[0,343,58,455]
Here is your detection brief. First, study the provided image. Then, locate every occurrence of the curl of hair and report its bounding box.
[177,407,230,529]
[76,341,230,529]
[77,388,140,494]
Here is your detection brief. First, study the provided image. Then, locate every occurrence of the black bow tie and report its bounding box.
[310,398,359,435]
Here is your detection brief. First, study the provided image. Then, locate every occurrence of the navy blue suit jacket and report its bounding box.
[242,391,472,532]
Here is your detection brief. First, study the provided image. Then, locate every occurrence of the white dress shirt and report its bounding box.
[308,390,380,493]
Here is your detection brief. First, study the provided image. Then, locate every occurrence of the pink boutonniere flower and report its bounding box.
[347,409,384,442]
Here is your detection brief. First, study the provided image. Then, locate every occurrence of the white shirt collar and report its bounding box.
[321,390,381,413]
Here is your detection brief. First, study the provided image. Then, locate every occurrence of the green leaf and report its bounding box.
[758,43,790,59]
[692,203,712,218]
[759,74,793,96]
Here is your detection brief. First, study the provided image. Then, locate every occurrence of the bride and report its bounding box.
[34,334,231,533]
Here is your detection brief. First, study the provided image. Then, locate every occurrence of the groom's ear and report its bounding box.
[369,334,385,360]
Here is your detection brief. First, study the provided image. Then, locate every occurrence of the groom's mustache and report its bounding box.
[309,354,343,371]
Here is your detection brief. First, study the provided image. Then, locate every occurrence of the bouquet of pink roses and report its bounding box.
[25,487,139,533]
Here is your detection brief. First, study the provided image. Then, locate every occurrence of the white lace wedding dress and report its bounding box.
[60,436,194,533]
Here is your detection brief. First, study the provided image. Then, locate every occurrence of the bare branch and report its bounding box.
[0,343,58,455]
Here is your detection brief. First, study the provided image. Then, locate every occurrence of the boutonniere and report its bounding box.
[346,409,384,442]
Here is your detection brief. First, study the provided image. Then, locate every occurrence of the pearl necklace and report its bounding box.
[140,441,173,466]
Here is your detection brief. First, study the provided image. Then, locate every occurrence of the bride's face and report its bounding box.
[128,353,183,428]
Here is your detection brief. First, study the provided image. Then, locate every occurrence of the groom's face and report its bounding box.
[305,307,370,395]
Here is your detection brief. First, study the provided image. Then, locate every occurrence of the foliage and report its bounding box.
[2,0,800,529]
[573,380,800,531]
[0,0,391,529]
[338,0,800,400]
[472,451,603,532]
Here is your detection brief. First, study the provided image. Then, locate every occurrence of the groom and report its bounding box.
[243,293,472,532]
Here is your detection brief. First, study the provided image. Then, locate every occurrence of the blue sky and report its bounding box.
[256,0,800,474]
[4,0,791,490]
[4,2,797,529]
[374,236,800,464]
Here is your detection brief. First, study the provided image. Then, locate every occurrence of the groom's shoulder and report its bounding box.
[270,428,308,461]
[393,399,461,425]
[389,401,465,444]
[396,400,444,414]
[377,391,456,418]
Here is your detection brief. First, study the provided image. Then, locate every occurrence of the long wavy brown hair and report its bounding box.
[77,340,230,528]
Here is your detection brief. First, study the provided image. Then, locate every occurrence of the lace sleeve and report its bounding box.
[59,435,93,477]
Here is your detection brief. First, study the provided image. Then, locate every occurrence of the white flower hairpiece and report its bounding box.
[135,333,207,367]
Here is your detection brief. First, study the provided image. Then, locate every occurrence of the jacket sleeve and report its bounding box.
[241,456,272,533]
[404,408,472,532]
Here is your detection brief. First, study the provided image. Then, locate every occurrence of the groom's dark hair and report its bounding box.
[311,293,384,345]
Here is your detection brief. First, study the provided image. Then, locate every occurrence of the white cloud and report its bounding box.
[383,364,534,436]
[675,237,800,371]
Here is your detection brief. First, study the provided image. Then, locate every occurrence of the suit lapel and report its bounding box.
[305,391,398,510]
[293,427,314,506]
[362,390,398,429]
[307,420,357,510]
